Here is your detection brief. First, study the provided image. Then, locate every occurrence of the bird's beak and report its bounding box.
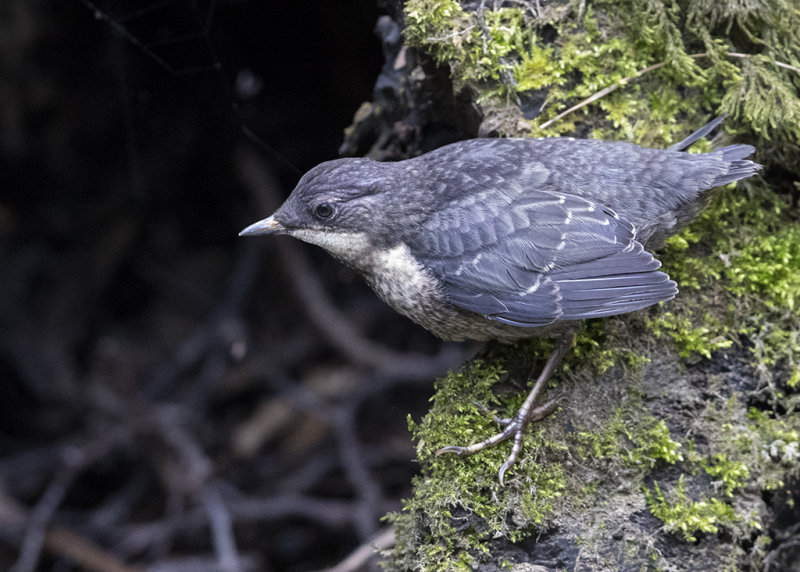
[239,215,286,236]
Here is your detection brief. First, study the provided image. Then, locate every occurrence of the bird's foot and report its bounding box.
[437,397,560,485]
[436,333,575,485]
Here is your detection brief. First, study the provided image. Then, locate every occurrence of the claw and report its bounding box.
[498,458,515,486]
[436,445,468,456]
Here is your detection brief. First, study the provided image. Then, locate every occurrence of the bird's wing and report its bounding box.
[408,189,677,327]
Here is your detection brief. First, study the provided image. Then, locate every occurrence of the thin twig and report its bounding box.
[202,482,242,572]
[1,447,142,572]
[316,526,396,572]
[477,0,489,56]
[539,52,800,129]
[538,59,679,129]
[11,449,86,572]
[727,51,800,73]
[332,405,383,541]
[77,0,218,75]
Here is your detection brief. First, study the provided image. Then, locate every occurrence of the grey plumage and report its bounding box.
[241,119,761,482]
[240,119,761,342]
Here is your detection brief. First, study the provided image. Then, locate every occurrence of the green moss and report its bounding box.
[632,419,685,466]
[658,184,800,382]
[384,342,689,570]
[382,356,571,570]
[571,319,651,375]
[644,475,740,542]
[641,392,800,543]
[572,407,683,469]
[745,407,800,490]
[405,0,800,157]
[726,223,800,312]
[404,0,528,91]
[703,454,750,497]
[646,311,733,360]
[514,40,560,92]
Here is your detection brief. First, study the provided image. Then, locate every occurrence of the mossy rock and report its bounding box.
[343,1,800,569]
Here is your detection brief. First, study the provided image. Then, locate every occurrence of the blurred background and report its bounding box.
[0,1,470,570]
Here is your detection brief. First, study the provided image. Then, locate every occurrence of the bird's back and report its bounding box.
[415,136,759,246]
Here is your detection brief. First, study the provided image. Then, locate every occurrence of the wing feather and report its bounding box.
[408,188,676,326]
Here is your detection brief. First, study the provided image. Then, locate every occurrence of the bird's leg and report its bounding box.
[437,333,575,485]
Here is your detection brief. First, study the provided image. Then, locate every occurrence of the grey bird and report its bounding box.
[240,117,760,483]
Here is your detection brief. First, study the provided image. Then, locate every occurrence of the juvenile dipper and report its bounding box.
[240,117,760,483]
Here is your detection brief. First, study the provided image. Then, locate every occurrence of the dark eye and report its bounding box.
[314,202,335,220]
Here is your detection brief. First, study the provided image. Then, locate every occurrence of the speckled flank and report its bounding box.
[289,230,559,342]
[363,243,458,337]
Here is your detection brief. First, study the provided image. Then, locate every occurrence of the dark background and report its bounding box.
[0,1,466,570]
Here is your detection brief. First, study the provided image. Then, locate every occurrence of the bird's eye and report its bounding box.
[314,202,335,220]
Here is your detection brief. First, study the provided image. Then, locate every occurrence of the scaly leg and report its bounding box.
[437,333,575,485]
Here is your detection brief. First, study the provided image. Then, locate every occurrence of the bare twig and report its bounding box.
[77,0,220,75]
[11,448,87,572]
[538,59,674,129]
[316,526,396,572]
[202,482,242,572]
[332,405,384,541]
[727,51,800,73]
[0,480,144,572]
[539,52,800,129]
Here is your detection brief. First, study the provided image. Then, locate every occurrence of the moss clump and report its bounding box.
[382,355,570,570]
[570,318,652,375]
[647,310,733,360]
[572,407,683,469]
[404,0,800,159]
[644,475,740,542]
[643,393,800,545]
[658,184,800,385]
[383,340,691,570]
[702,453,751,497]
[404,0,528,90]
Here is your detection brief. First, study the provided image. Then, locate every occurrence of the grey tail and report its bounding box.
[711,144,762,186]
[668,115,762,186]
[667,115,728,152]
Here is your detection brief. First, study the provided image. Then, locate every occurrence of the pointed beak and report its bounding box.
[239,215,286,236]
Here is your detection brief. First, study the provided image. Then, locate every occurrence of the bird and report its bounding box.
[240,117,761,484]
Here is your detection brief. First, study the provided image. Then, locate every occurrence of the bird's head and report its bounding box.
[240,158,414,265]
